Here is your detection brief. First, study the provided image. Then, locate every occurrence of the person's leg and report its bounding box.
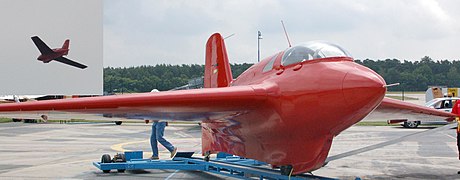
[457,131,460,174]
[457,131,460,160]
[156,122,175,152]
[150,122,159,158]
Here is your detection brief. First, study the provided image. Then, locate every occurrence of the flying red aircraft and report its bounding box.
[0,33,455,175]
[31,36,87,69]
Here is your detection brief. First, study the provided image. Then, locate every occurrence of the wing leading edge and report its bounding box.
[31,36,54,55]
[365,97,456,122]
[0,84,275,121]
[54,57,88,69]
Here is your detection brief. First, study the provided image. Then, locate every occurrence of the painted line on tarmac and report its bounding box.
[174,131,192,138]
[111,138,198,158]
[110,139,153,157]
[442,132,457,140]
[165,170,179,180]
[350,158,460,169]
[111,140,185,179]
[111,138,199,152]
[111,139,149,152]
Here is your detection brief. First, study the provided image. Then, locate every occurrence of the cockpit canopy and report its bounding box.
[281,41,352,66]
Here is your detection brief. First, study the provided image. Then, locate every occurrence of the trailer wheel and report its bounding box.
[118,153,126,162]
[101,154,112,173]
[113,153,126,162]
[204,151,211,162]
[115,121,122,125]
[403,121,420,128]
[280,165,293,176]
[117,169,126,173]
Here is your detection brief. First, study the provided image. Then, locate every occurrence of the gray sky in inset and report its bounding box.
[0,0,102,95]
[104,0,460,67]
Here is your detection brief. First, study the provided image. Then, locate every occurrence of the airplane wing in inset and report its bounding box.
[54,57,88,69]
[364,97,456,122]
[31,36,54,55]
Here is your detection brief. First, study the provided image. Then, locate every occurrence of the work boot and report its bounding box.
[150,156,159,160]
[170,147,178,158]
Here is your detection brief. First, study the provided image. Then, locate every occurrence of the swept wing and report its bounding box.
[54,57,88,69]
[365,97,455,122]
[31,36,54,55]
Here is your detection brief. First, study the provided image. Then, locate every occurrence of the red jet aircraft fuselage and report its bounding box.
[37,48,69,63]
[200,38,386,174]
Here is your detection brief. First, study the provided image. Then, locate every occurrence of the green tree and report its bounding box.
[104,59,460,93]
[447,67,460,87]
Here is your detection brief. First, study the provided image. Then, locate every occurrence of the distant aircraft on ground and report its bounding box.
[0,95,45,103]
[0,33,455,175]
[31,36,87,69]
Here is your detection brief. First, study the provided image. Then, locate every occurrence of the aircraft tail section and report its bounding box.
[62,39,70,50]
[204,33,233,88]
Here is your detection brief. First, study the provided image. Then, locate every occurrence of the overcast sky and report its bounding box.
[104,0,460,67]
[0,0,102,95]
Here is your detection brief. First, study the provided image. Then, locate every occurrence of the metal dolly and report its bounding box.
[93,151,338,180]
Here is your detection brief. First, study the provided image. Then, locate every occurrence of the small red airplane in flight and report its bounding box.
[0,33,455,175]
[31,36,87,69]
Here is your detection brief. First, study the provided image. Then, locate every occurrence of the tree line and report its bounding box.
[356,56,460,91]
[104,56,460,93]
[104,63,253,93]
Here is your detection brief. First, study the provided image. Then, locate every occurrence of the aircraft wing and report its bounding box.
[364,97,456,122]
[0,84,272,121]
[31,36,54,55]
[54,57,88,69]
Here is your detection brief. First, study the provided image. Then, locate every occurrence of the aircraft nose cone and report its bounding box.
[342,67,386,109]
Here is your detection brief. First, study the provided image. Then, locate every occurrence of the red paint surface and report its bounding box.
[204,33,233,88]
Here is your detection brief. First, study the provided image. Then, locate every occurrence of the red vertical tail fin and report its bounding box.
[62,39,70,49]
[204,33,233,88]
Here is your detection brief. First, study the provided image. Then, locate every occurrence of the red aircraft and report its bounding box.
[31,36,87,69]
[0,33,455,174]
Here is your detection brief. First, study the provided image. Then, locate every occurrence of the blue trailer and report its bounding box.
[93,151,338,180]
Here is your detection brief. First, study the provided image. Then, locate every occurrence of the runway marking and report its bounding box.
[111,139,187,179]
[165,170,179,180]
[442,132,457,140]
[110,138,200,158]
[354,158,460,169]
[110,139,149,152]
[174,131,192,138]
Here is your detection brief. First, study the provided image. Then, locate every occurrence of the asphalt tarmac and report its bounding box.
[1,122,460,180]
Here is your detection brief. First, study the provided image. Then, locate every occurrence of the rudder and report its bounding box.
[62,39,70,50]
[204,33,233,88]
